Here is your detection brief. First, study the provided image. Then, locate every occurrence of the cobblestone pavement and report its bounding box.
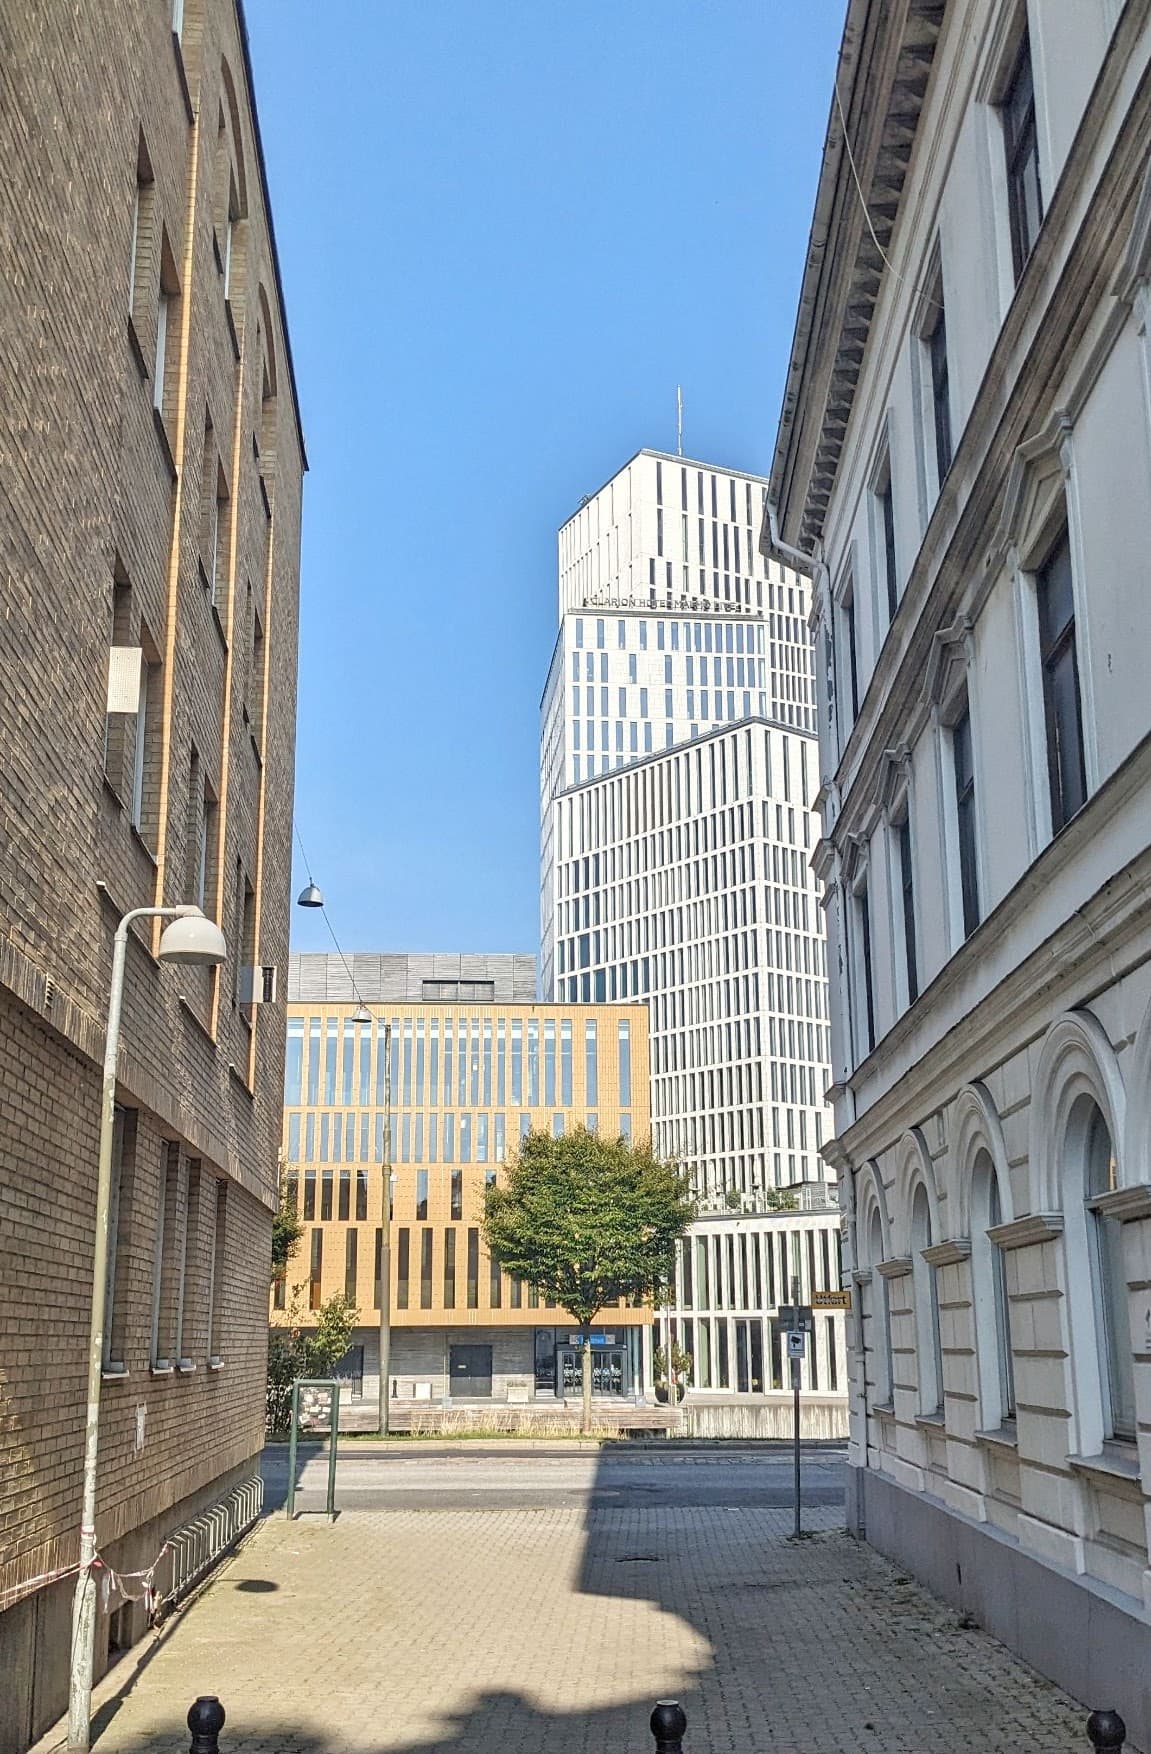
[49,1504,1097,1754]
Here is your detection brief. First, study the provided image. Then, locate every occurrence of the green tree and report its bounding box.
[271,1155,303,1286]
[266,1290,358,1435]
[483,1127,694,1432]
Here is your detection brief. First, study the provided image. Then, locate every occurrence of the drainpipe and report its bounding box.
[764,497,818,577]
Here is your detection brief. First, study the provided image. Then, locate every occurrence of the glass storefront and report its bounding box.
[533,1325,640,1398]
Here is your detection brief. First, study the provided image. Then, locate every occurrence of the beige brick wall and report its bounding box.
[0,2,304,1742]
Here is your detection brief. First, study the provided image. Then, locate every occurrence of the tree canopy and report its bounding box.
[483,1127,695,1328]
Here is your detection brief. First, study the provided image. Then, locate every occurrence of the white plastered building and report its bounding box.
[767,0,1151,1734]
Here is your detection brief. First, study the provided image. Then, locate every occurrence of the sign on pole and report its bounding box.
[786,1330,806,1359]
[813,1289,852,1311]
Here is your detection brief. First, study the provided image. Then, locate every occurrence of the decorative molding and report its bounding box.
[988,1213,1064,1250]
[1113,155,1151,303]
[922,613,973,711]
[876,1256,913,1279]
[1089,1184,1151,1224]
[852,1268,873,1287]
[877,744,912,820]
[922,1238,972,1268]
[994,410,1073,571]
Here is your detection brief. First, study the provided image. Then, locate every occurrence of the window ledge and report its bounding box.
[988,1212,1064,1250]
[875,1256,913,1280]
[102,1363,129,1382]
[126,314,148,382]
[871,1400,896,1421]
[101,773,127,813]
[211,600,229,650]
[1089,1185,1151,1223]
[150,1363,174,1378]
[976,1421,1019,1451]
[224,299,240,362]
[176,1358,196,1374]
[208,1356,225,1372]
[1067,1444,1141,1489]
[228,1059,254,1098]
[914,1410,946,1432]
[171,30,193,122]
[129,822,159,868]
[152,405,177,480]
[922,1238,971,1268]
[177,992,216,1043]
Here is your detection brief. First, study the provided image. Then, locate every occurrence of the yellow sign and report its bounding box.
[812,1289,852,1310]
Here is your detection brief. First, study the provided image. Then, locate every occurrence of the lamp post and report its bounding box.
[68,905,227,1753]
[379,1024,393,1436]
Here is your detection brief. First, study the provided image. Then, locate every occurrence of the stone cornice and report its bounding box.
[1090,1184,1151,1223]
[876,1256,913,1279]
[921,1238,972,1268]
[988,1214,1064,1250]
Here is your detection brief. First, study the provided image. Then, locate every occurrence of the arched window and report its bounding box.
[911,1182,943,1416]
[1078,1099,1135,1440]
[866,1206,892,1405]
[971,1150,1014,1428]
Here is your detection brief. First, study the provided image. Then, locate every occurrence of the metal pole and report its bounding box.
[286,1382,300,1519]
[378,1023,392,1436]
[791,1273,802,1541]
[326,1384,340,1517]
[792,1353,802,1539]
[68,907,174,1751]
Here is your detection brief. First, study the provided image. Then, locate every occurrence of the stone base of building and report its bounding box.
[850,1465,1151,1750]
[0,1459,259,1753]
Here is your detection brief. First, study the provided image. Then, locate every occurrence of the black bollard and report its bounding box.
[1087,1708,1126,1752]
[187,1696,226,1754]
[650,1700,687,1754]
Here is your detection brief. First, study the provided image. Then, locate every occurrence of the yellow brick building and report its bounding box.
[274,954,652,1406]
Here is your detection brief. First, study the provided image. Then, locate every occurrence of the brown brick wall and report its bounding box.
[0,0,304,1734]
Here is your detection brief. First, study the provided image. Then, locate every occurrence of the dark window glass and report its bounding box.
[898,817,918,1004]
[420,1227,433,1309]
[1037,530,1086,832]
[443,1228,456,1308]
[954,707,980,937]
[467,1227,480,1308]
[1003,32,1043,280]
[308,1229,323,1310]
[928,306,952,481]
[450,1168,463,1221]
[879,477,897,620]
[844,591,859,718]
[859,884,875,1054]
[396,1226,410,1309]
[373,1227,382,1310]
[344,1228,357,1303]
[415,1168,428,1221]
[355,1170,368,1222]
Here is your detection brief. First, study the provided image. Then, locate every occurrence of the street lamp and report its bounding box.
[68,905,227,1752]
[296,881,324,908]
[378,1022,394,1436]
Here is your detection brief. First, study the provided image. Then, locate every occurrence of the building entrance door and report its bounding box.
[558,1347,626,1397]
[449,1344,492,1398]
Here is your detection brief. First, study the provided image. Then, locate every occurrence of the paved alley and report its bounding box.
[35,1460,1104,1754]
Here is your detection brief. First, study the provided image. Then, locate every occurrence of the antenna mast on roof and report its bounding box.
[676,385,684,457]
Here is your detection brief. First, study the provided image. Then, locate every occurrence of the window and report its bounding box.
[416,1169,428,1221]
[867,1208,892,1404]
[130,639,162,839]
[443,1229,456,1307]
[926,300,952,482]
[617,1018,631,1105]
[151,1143,182,1369]
[838,577,860,724]
[102,1108,135,1373]
[129,139,155,323]
[987,1169,1014,1422]
[420,979,495,1002]
[896,814,918,1005]
[1036,529,1086,832]
[877,471,898,622]
[207,1179,227,1363]
[344,1229,358,1303]
[1084,1104,1135,1440]
[467,1228,480,1308]
[1002,30,1043,281]
[953,705,980,937]
[911,1184,943,1417]
[308,1229,323,1310]
[450,1168,463,1221]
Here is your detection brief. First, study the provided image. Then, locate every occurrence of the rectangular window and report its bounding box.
[396,1227,410,1309]
[954,705,980,937]
[858,883,875,1056]
[1037,529,1086,832]
[878,476,897,621]
[344,1229,358,1303]
[1003,30,1043,281]
[927,301,952,482]
[560,1018,572,1104]
[451,1168,463,1221]
[356,1169,369,1222]
[131,648,161,836]
[151,1143,182,1369]
[443,1228,456,1308]
[618,1018,631,1106]
[102,1107,133,1370]
[308,1228,323,1310]
[467,1228,480,1309]
[897,816,918,1005]
[416,1169,428,1221]
[420,1228,434,1309]
[838,581,859,722]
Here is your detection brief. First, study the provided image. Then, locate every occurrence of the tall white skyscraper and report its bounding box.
[540,449,831,1201]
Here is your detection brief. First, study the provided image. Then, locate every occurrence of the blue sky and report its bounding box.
[244,2,842,960]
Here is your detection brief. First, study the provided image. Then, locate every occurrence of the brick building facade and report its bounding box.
[0,3,304,1744]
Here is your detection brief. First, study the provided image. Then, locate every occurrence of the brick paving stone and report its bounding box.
[34,1505,1103,1754]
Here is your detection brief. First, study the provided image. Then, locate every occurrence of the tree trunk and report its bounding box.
[581,1325,593,1435]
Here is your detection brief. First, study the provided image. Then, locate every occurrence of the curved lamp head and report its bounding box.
[351,1003,372,1024]
[159,910,228,967]
[297,882,324,909]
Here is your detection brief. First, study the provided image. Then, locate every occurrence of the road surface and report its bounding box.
[260,1441,847,1512]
